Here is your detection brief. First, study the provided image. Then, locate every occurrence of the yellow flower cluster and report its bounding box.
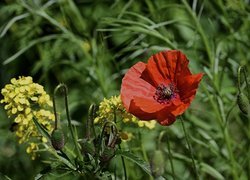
[94,95,156,129]
[0,76,55,159]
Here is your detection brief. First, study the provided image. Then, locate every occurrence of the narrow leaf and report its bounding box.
[32,118,51,140]
[116,149,151,175]
[200,163,225,180]
[0,13,30,37]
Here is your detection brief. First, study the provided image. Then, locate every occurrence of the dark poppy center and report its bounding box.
[154,84,175,104]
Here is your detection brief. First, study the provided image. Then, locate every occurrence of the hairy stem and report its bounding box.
[54,84,82,161]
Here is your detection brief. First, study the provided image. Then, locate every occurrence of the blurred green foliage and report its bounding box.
[0,0,250,179]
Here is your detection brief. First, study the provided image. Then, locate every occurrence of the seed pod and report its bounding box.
[237,93,249,114]
[150,150,165,178]
[51,129,65,150]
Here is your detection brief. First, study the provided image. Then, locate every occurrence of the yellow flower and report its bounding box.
[0,76,55,159]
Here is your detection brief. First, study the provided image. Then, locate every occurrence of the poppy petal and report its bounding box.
[156,108,176,126]
[121,62,155,111]
[142,50,192,86]
[178,73,203,102]
[141,52,171,87]
[128,100,158,120]
[133,96,165,113]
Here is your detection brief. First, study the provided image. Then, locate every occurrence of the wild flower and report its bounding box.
[0,76,54,159]
[121,50,203,125]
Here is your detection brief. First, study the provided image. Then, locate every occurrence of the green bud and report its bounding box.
[150,150,165,178]
[51,129,65,150]
[237,93,249,114]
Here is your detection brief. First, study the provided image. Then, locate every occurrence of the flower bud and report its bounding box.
[150,150,165,178]
[237,93,249,114]
[51,129,65,150]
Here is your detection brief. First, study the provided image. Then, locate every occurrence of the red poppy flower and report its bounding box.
[121,50,203,126]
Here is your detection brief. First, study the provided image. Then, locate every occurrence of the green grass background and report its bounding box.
[0,0,249,179]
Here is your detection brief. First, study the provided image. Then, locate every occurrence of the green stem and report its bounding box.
[180,116,199,179]
[165,132,176,180]
[54,84,82,161]
[158,131,176,180]
[52,95,58,130]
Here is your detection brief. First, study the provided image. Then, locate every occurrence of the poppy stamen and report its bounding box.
[154,84,175,104]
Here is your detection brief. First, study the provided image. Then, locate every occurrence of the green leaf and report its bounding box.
[49,150,77,171]
[32,118,51,140]
[200,163,225,180]
[115,149,151,175]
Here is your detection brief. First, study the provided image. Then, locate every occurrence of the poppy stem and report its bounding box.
[158,131,176,180]
[180,116,199,179]
[54,84,82,161]
[165,133,176,180]
[52,94,58,130]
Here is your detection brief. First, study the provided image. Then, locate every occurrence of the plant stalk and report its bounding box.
[54,84,83,161]
[180,116,199,179]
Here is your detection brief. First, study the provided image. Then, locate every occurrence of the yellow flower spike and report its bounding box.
[0,76,55,159]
